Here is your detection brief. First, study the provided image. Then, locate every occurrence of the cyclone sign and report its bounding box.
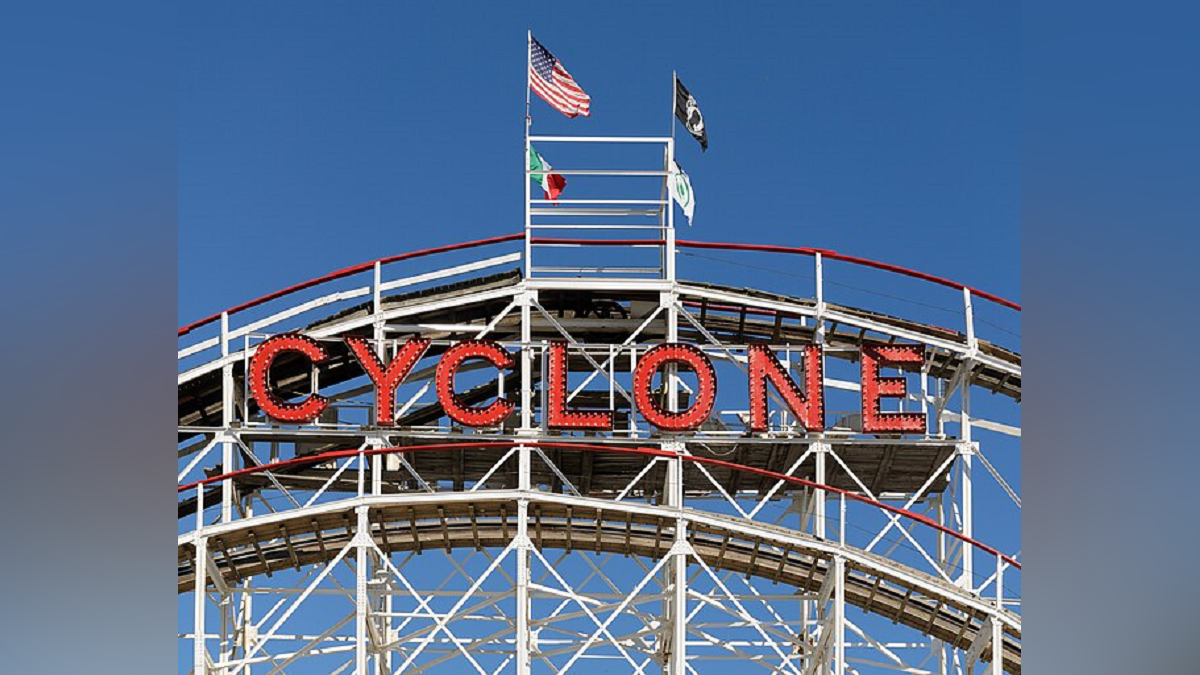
[249,333,927,434]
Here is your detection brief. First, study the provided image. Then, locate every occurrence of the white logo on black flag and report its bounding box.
[670,160,695,226]
[674,76,708,151]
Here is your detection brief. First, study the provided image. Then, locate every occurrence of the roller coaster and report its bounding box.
[179,136,1020,674]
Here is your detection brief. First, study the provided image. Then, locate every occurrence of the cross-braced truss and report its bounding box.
[179,136,1020,674]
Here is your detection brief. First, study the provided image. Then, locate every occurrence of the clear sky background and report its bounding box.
[178,3,1020,670]
[179,1,1018,323]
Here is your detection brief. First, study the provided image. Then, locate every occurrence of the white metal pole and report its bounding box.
[373,261,382,319]
[665,138,676,281]
[670,68,680,287]
[671,70,677,141]
[815,442,827,540]
[526,31,532,125]
[665,289,679,409]
[238,496,254,672]
[525,31,533,279]
[800,595,811,672]
[194,535,208,675]
[382,590,393,675]
[812,252,829,662]
[814,255,830,539]
[659,145,668,277]
[220,579,232,671]
[991,555,1004,674]
[516,285,534,674]
[670,454,687,675]
[958,443,974,589]
[373,261,385,480]
[934,493,948,675]
[921,358,930,432]
[839,492,845,545]
[958,287,976,589]
[515,497,532,675]
[669,548,687,675]
[962,287,976,445]
[814,253,825,340]
[371,261,384,495]
[672,81,681,278]
[356,506,370,674]
[520,294,534,433]
[221,312,233,524]
[662,296,682,671]
[833,556,845,675]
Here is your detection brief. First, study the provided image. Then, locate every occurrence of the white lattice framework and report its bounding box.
[178,136,1020,675]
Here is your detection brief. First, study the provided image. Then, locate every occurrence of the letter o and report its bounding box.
[633,343,717,431]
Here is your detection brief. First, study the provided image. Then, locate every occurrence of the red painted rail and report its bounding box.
[178,233,526,337]
[676,240,1021,311]
[179,440,1020,570]
[179,233,1019,338]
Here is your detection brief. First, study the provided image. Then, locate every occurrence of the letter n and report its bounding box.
[747,343,824,432]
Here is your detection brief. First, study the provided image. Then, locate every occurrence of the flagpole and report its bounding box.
[664,70,676,280]
[670,70,677,141]
[524,30,533,278]
[526,30,532,135]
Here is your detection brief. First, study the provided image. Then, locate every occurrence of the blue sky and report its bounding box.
[179,1,1018,323]
[179,3,1019,670]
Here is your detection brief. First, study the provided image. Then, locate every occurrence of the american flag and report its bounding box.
[529,36,591,118]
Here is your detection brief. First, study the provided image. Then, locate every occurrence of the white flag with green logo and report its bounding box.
[670,160,695,226]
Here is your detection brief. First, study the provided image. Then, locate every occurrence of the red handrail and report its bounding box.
[178,440,1020,570]
[178,233,526,337]
[178,233,1019,339]
[676,240,1021,311]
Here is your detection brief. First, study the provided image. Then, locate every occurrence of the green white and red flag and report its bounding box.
[528,145,567,201]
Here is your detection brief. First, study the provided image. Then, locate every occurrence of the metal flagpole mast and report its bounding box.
[672,70,682,144]
[526,31,533,125]
[524,30,533,278]
[663,70,676,280]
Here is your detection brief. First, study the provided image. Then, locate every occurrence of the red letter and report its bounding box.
[249,333,330,423]
[860,344,926,434]
[633,343,717,431]
[345,335,431,426]
[546,340,614,430]
[747,343,824,432]
[435,340,516,427]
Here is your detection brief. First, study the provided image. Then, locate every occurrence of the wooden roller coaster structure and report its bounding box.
[179,136,1020,675]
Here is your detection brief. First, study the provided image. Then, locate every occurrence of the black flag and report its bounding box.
[674,76,708,151]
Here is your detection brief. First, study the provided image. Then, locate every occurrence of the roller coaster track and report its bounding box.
[179,492,1021,671]
[179,233,1020,674]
